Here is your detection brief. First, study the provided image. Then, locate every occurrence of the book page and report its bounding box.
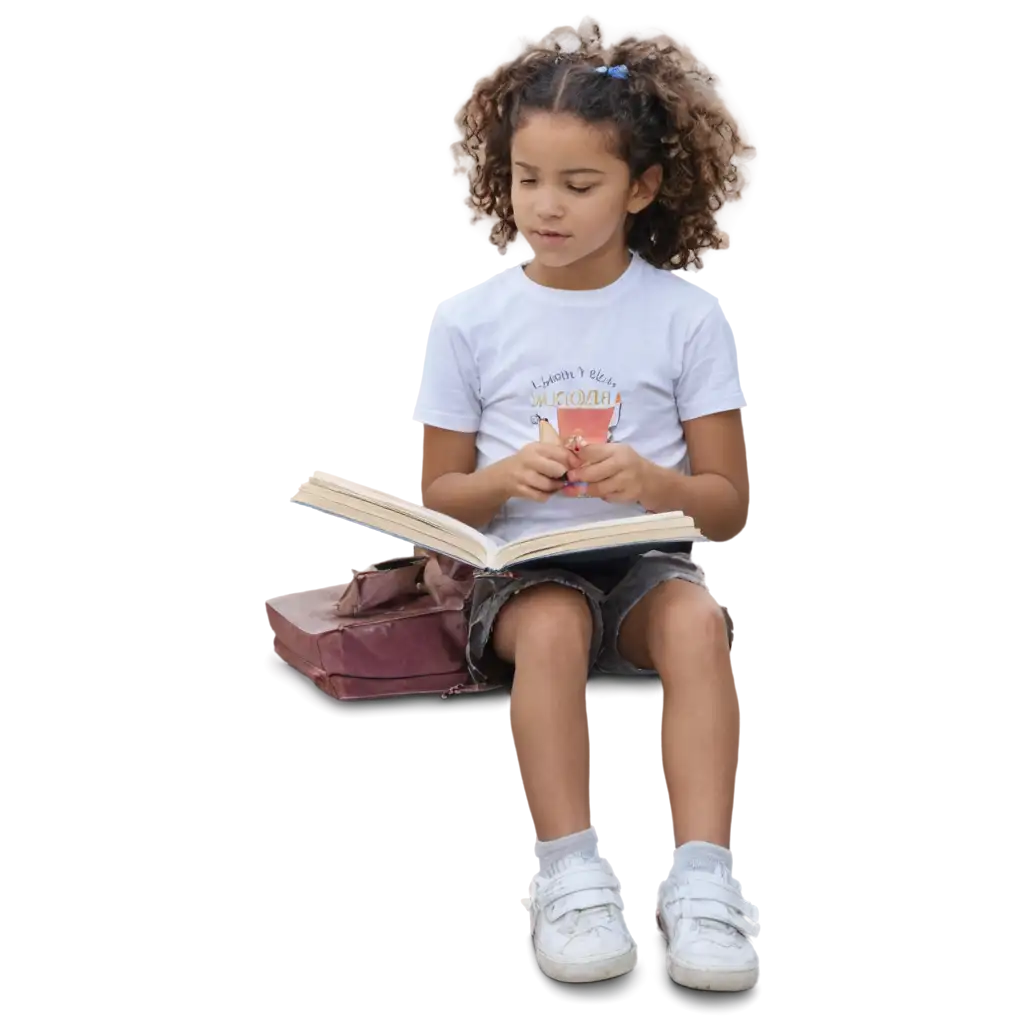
[292,484,488,566]
[308,471,492,550]
[296,473,699,571]
[495,512,701,568]
[288,466,495,565]
[311,462,415,501]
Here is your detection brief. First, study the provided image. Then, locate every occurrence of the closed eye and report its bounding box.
[512,180,593,193]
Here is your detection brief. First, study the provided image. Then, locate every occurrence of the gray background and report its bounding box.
[0,6,1019,1015]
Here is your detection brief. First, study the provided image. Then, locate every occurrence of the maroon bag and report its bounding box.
[266,551,501,700]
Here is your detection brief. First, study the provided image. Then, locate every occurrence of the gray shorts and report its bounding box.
[465,548,734,687]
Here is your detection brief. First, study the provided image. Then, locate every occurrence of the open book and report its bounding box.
[291,471,704,570]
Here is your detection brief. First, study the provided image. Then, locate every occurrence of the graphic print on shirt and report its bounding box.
[528,364,623,498]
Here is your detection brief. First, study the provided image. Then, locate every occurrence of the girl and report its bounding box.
[413,18,759,990]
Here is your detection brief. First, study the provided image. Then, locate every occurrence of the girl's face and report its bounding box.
[510,111,661,270]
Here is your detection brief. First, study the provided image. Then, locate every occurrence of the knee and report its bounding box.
[646,581,730,662]
[493,583,593,664]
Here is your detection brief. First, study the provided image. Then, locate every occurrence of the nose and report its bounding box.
[533,186,565,221]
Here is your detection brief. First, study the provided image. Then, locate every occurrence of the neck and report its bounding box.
[523,236,632,291]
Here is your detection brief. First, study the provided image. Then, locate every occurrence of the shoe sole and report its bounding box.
[536,943,637,984]
[656,912,758,992]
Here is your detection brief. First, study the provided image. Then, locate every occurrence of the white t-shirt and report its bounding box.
[412,251,746,545]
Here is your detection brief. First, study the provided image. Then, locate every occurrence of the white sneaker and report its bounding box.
[656,861,760,991]
[521,853,637,983]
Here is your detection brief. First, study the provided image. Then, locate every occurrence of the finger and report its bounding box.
[523,486,555,502]
[603,489,633,503]
[516,476,557,501]
[526,470,562,492]
[534,444,575,467]
[577,443,615,463]
[591,480,627,502]
[530,456,573,480]
[570,460,620,484]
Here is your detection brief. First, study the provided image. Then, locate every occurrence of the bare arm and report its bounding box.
[640,409,749,541]
[421,426,509,529]
[421,426,580,530]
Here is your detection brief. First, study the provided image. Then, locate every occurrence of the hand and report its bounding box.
[566,442,650,504]
[502,442,582,502]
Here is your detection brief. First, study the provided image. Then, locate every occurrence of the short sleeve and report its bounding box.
[412,304,482,432]
[674,299,747,422]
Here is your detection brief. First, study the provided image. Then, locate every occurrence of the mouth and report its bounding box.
[534,230,570,242]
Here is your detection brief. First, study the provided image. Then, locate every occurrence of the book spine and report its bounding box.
[484,540,500,571]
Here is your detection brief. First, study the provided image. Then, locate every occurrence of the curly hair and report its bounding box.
[451,17,755,270]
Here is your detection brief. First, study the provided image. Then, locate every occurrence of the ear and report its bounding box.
[627,164,663,214]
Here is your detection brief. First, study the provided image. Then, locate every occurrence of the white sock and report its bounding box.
[673,839,732,877]
[536,826,598,877]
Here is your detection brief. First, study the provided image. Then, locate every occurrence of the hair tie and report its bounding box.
[593,64,629,79]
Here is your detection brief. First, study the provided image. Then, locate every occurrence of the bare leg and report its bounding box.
[618,585,757,991]
[616,580,739,848]
[491,584,593,841]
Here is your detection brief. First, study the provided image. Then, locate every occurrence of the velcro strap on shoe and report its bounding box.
[666,878,760,938]
[536,865,623,922]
